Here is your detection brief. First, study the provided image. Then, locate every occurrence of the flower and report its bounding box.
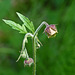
[44,24,58,38]
[24,58,34,67]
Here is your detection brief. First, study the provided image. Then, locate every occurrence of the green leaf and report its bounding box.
[3,19,27,34]
[16,12,35,33]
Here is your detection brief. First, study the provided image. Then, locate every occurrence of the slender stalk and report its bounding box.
[34,21,49,37]
[33,37,36,75]
[16,33,33,62]
[33,21,49,75]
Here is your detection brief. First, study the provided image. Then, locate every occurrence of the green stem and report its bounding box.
[33,21,49,75]
[33,37,36,75]
[34,21,49,37]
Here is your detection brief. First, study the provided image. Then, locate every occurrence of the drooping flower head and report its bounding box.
[24,58,34,67]
[44,24,58,38]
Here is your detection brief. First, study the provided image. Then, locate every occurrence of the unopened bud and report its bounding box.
[24,58,34,67]
[44,24,58,38]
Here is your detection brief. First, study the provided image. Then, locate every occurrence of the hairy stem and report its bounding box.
[33,37,36,75]
[22,33,33,51]
[16,33,33,62]
[34,21,49,37]
[33,21,49,75]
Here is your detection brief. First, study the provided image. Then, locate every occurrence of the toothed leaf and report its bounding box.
[3,19,27,34]
[16,12,35,33]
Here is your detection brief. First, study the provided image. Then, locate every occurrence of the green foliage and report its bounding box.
[3,19,27,34]
[16,12,35,33]
[3,12,35,34]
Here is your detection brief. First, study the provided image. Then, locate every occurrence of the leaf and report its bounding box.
[20,24,27,33]
[3,19,27,33]
[16,12,35,33]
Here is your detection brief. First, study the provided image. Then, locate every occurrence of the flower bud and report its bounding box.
[24,58,34,67]
[44,24,58,38]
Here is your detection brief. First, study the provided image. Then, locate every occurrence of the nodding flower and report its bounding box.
[44,24,58,38]
[24,58,34,67]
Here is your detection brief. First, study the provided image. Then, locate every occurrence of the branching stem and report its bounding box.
[33,21,49,75]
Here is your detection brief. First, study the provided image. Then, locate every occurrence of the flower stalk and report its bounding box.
[34,21,49,37]
[33,37,36,75]
[33,21,49,75]
[16,33,33,62]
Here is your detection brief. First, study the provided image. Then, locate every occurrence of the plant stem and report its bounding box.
[33,37,36,75]
[33,21,49,75]
[34,21,49,37]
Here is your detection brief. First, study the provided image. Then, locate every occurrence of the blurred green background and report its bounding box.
[0,0,75,75]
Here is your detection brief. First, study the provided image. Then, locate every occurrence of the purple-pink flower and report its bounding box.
[24,58,34,67]
[44,24,58,38]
